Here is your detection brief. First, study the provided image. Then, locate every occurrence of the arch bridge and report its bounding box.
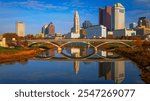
[28,39,134,50]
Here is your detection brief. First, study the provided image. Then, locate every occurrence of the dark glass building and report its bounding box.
[99,6,112,31]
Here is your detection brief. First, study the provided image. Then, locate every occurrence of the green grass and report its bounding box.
[0,47,23,52]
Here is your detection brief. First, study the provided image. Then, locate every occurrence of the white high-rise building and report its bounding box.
[111,3,125,30]
[74,11,80,34]
[16,22,25,37]
[71,11,80,38]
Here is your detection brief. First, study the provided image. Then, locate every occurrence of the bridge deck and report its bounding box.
[28,39,133,43]
[32,57,129,62]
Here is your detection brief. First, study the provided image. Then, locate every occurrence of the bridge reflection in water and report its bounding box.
[35,47,126,83]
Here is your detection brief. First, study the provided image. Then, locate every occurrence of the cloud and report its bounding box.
[62,0,85,8]
[127,9,150,18]
[126,9,150,27]
[135,0,150,3]
[134,0,150,8]
[62,0,98,10]
[0,0,68,10]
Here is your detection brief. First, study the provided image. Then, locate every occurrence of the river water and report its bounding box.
[0,45,145,84]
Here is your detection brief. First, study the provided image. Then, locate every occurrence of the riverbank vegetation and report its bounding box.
[0,47,42,63]
[97,39,150,83]
[115,48,150,67]
[113,40,150,83]
[115,48,150,83]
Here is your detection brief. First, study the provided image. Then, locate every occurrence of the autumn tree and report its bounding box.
[134,38,143,48]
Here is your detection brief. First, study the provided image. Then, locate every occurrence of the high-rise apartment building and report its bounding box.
[16,22,25,37]
[111,3,125,30]
[99,6,112,31]
[47,22,55,37]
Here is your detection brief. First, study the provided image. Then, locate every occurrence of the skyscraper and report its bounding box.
[47,22,55,37]
[111,3,125,30]
[99,6,112,31]
[70,11,80,38]
[74,11,80,34]
[129,22,137,29]
[42,24,48,36]
[16,22,25,37]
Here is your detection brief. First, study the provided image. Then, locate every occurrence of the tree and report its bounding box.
[134,38,143,47]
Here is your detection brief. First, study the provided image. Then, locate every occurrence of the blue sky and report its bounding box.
[0,0,150,35]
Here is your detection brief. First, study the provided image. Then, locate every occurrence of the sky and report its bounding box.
[0,0,150,35]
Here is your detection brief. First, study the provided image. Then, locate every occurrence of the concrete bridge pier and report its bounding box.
[57,47,62,53]
[0,38,7,47]
[94,47,98,54]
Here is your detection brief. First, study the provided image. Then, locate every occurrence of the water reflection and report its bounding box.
[99,61,125,83]
[37,47,121,59]
[70,48,80,75]
[36,47,127,83]
[0,46,144,84]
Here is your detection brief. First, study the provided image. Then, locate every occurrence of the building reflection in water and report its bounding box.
[38,50,55,57]
[98,50,114,57]
[71,48,81,75]
[68,47,124,79]
[99,62,112,80]
[48,50,55,57]
[99,61,125,83]
[54,46,125,80]
[113,61,125,83]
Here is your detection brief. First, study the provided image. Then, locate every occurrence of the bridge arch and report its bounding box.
[28,42,60,48]
[95,41,133,48]
[60,41,95,48]
[59,49,96,60]
[36,51,124,60]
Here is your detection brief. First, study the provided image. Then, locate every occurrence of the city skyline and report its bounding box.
[0,0,150,34]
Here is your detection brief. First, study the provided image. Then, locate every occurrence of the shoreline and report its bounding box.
[114,48,150,83]
[114,48,150,67]
[0,48,44,64]
[0,46,150,83]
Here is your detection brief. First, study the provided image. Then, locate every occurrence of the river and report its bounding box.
[0,45,145,84]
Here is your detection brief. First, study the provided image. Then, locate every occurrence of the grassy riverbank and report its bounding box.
[0,47,43,63]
